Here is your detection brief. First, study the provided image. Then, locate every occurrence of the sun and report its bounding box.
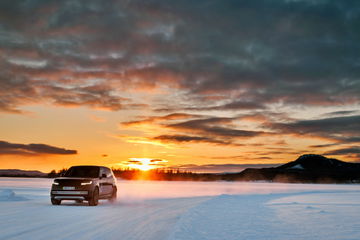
[127,158,158,171]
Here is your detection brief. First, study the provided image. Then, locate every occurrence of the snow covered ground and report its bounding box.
[1,178,360,240]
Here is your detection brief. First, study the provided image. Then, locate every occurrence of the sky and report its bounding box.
[0,0,359,173]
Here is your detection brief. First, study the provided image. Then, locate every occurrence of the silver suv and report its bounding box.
[50,166,117,206]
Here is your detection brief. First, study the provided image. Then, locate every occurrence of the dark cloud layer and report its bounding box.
[168,117,265,139]
[152,135,233,146]
[1,0,360,113]
[325,147,360,159]
[323,110,359,117]
[122,114,266,146]
[0,140,77,155]
[269,115,360,143]
[122,113,200,126]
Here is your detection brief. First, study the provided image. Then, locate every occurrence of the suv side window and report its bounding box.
[99,167,105,178]
[100,167,111,178]
[104,168,111,178]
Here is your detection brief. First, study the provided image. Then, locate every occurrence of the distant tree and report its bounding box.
[58,168,68,176]
[47,168,68,178]
[47,170,57,178]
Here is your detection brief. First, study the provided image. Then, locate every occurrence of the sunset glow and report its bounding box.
[126,158,166,171]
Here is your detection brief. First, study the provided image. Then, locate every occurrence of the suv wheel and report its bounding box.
[51,198,61,205]
[88,187,99,206]
[109,187,117,203]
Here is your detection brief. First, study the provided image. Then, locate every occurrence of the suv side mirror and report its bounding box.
[100,173,107,179]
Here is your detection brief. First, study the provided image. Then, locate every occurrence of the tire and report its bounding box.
[109,187,117,203]
[51,198,61,205]
[88,187,99,206]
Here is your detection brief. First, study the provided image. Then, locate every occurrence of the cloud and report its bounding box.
[0,75,146,113]
[206,101,265,111]
[118,158,168,168]
[121,114,267,146]
[7,58,48,68]
[167,117,265,138]
[0,140,77,155]
[322,110,359,117]
[268,115,360,143]
[121,113,201,126]
[152,135,233,145]
[170,163,280,173]
[150,159,163,163]
[128,160,142,164]
[162,101,266,112]
[309,143,340,148]
[0,0,359,114]
[325,147,360,155]
[324,147,360,160]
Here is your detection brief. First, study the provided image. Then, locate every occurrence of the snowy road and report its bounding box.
[0,195,208,240]
[1,178,360,240]
[0,178,209,240]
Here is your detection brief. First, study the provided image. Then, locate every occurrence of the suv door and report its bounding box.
[99,167,113,195]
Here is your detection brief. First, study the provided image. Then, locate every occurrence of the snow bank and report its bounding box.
[0,189,28,201]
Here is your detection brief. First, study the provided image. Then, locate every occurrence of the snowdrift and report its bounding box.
[0,189,28,201]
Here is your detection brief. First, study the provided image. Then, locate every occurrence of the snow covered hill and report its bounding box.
[227,154,360,183]
[278,154,360,171]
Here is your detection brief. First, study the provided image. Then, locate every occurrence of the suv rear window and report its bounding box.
[64,166,100,178]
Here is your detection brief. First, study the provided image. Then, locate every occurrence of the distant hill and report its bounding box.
[222,154,360,183]
[278,154,360,171]
[0,169,47,177]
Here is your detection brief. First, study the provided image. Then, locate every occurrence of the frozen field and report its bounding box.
[0,178,360,240]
